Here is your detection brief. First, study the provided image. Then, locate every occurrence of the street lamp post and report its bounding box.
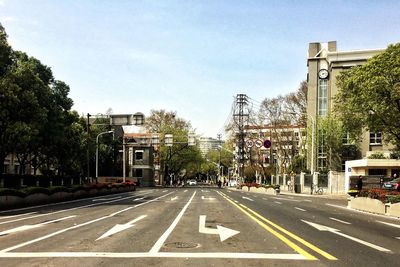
[96,130,114,180]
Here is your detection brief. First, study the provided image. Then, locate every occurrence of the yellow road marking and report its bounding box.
[218,192,316,260]
[218,192,337,260]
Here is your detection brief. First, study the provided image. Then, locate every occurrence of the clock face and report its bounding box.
[319,69,329,79]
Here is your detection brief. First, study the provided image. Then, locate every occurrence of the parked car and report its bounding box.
[187,180,197,186]
[383,178,400,191]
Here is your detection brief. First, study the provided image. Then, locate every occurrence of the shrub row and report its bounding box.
[358,188,400,203]
[0,183,136,198]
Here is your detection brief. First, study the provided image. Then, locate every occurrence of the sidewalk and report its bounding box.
[227,186,349,200]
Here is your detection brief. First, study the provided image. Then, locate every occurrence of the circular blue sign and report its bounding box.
[263,139,271,148]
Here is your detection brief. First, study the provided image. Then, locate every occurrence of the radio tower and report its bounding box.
[233,94,249,181]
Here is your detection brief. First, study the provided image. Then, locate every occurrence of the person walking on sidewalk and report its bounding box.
[357,175,363,192]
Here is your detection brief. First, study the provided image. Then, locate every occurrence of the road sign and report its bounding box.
[255,139,263,148]
[263,139,271,148]
[246,140,254,148]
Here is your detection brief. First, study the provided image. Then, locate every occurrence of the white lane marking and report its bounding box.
[0,252,307,260]
[272,197,300,202]
[326,203,348,209]
[201,190,210,193]
[198,215,239,242]
[92,196,122,202]
[396,237,400,240]
[242,197,254,202]
[162,190,168,192]
[201,196,216,200]
[377,221,400,229]
[0,212,37,220]
[184,190,188,192]
[302,220,391,252]
[303,199,312,202]
[294,207,306,212]
[0,192,153,226]
[329,217,351,225]
[274,201,282,205]
[170,196,178,201]
[0,192,174,253]
[96,215,147,240]
[133,197,145,201]
[0,216,76,236]
[262,198,268,201]
[149,191,196,254]
[0,190,154,214]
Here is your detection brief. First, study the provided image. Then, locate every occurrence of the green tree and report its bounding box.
[144,110,201,181]
[335,43,400,150]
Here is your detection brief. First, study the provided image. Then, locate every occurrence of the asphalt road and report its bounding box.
[0,187,399,266]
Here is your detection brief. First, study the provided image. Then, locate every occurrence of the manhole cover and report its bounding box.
[164,242,200,249]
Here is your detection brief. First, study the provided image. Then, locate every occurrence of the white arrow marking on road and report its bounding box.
[171,196,178,201]
[0,215,76,236]
[96,215,147,241]
[201,196,216,200]
[92,196,122,202]
[242,197,254,201]
[133,197,145,201]
[302,220,391,252]
[198,215,239,242]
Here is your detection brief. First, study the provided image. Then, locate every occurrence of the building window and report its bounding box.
[135,150,144,160]
[135,169,143,178]
[317,130,327,170]
[318,79,328,116]
[342,132,350,145]
[369,132,382,145]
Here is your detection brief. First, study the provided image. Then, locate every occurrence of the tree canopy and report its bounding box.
[335,43,400,150]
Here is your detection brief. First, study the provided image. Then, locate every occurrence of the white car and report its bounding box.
[187,180,197,186]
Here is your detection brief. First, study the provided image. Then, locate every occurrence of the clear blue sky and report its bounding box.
[1,0,399,138]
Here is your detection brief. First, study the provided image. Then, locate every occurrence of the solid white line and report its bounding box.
[377,221,400,229]
[0,252,307,260]
[329,217,351,225]
[326,204,348,209]
[0,212,37,220]
[334,231,391,252]
[92,196,122,202]
[0,192,153,226]
[396,237,400,240]
[149,191,196,254]
[274,201,282,205]
[0,192,173,253]
[294,207,306,212]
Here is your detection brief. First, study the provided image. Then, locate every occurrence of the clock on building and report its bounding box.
[318,69,329,79]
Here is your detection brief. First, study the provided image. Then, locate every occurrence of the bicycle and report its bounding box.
[311,184,323,195]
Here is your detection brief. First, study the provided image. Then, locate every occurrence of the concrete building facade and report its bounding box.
[306,41,390,172]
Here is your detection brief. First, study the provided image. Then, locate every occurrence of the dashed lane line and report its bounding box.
[329,217,351,225]
[294,207,307,212]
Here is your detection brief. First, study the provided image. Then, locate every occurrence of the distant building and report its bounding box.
[245,124,306,173]
[199,137,223,156]
[306,41,391,172]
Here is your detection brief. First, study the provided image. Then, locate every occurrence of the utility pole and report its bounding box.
[86,113,91,183]
[233,94,249,183]
[217,134,222,182]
